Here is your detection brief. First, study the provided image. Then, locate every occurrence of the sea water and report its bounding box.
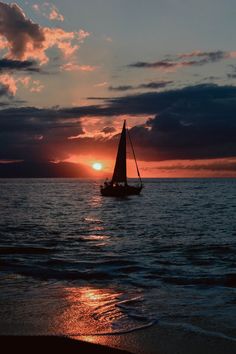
[0,178,235,340]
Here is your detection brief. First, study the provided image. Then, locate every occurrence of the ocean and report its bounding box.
[0,178,235,346]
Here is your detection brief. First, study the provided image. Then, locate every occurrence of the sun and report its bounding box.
[92,162,103,171]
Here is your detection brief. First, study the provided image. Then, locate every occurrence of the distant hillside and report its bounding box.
[0,162,94,178]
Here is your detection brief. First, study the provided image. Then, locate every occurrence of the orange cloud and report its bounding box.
[94,81,108,87]
[78,65,96,72]
[0,36,8,51]
[0,73,44,95]
[0,74,18,95]
[139,158,236,178]
[32,2,64,22]
[30,80,44,93]
[49,9,64,22]
[61,62,96,72]
[0,3,90,64]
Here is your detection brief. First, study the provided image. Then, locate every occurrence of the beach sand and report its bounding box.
[78,323,236,354]
[1,324,235,354]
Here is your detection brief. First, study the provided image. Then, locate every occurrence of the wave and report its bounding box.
[162,274,236,288]
[0,247,54,255]
[66,319,158,337]
[1,262,115,281]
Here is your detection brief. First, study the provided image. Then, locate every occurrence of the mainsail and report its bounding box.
[101,119,143,196]
[112,120,127,184]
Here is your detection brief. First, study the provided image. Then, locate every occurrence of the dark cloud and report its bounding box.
[227,65,236,79]
[0,101,9,106]
[178,50,227,62]
[0,2,45,59]
[139,81,173,89]
[0,106,84,161]
[1,84,236,163]
[0,59,40,73]
[128,50,231,70]
[0,85,11,97]
[109,81,172,91]
[227,74,236,79]
[158,161,236,172]
[124,84,236,161]
[128,60,176,69]
[101,126,116,134]
[109,85,134,91]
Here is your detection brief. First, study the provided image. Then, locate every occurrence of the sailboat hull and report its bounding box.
[101,184,142,197]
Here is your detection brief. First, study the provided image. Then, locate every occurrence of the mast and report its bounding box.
[127,128,142,186]
[111,120,127,185]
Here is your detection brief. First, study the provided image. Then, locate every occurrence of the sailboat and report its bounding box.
[101,120,143,196]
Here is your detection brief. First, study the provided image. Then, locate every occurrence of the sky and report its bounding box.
[1,0,236,177]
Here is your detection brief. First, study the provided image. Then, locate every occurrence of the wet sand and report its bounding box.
[1,323,236,354]
[78,323,236,354]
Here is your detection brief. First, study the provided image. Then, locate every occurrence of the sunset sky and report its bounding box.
[1,0,236,177]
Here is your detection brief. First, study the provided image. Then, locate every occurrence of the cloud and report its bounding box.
[129,60,177,70]
[42,27,90,61]
[128,50,236,72]
[123,84,236,161]
[0,106,84,162]
[109,81,173,91]
[101,126,116,134]
[32,2,64,22]
[0,84,11,97]
[227,65,236,79]
[139,81,173,89]
[158,159,236,172]
[29,79,44,92]
[109,85,134,91]
[1,84,236,163]
[0,58,40,73]
[94,82,108,88]
[0,74,18,95]
[0,36,8,50]
[177,50,227,62]
[0,2,45,60]
[0,73,43,96]
[61,62,96,72]
[61,63,96,73]
[0,2,90,64]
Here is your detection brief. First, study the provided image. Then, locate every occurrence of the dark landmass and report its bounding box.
[0,162,93,178]
[0,336,133,354]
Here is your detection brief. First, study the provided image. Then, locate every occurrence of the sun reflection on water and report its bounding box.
[89,194,103,208]
[54,286,125,337]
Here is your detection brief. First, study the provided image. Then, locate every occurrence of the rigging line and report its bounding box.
[127,128,142,186]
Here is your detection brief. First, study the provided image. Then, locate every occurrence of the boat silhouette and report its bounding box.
[101,120,143,196]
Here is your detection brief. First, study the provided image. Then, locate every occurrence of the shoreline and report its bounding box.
[77,323,236,354]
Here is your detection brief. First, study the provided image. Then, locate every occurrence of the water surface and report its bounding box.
[0,178,235,340]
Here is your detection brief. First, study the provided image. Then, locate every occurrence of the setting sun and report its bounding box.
[92,162,103,171]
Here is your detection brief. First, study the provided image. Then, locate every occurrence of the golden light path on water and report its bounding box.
[51,285,127,336]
